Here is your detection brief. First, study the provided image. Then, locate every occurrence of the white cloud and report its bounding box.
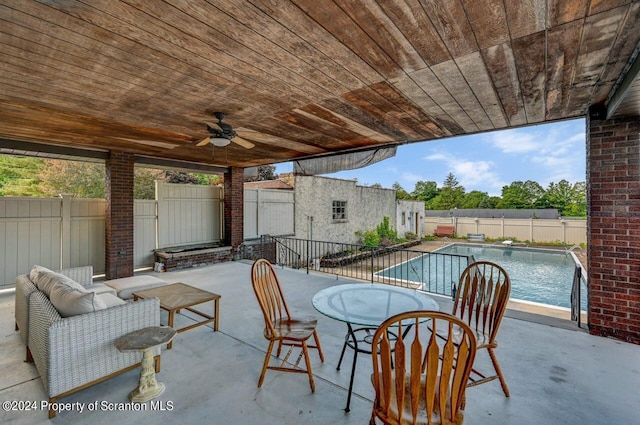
[424,153,447,161]
[424,150,504,195]
[453,160,504,195]
[401,172,424,184]
[490,129,541,153]
[488,122,586,185]
[566,131,586,144]
[413,119,585,195]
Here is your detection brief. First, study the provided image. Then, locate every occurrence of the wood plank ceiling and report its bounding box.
[1,0,639,170]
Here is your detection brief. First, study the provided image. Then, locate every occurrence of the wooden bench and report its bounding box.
[434,225,455,237]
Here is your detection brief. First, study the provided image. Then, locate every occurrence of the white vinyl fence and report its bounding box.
[244,188,294,239]
[424,217,586,245]
[0,184,295,287]
[0,197,62,287]
[156,181,222,248]
[0,196,155,286]
[134,200,157,268]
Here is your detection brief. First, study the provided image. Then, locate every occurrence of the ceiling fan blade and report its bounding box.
[205,122,222,132]
[196,136,211,147]
[231,136,255,149]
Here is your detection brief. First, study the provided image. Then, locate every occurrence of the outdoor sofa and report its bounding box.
[14,265,164,418]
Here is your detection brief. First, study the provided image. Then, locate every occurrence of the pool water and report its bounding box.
[379,244,586,309]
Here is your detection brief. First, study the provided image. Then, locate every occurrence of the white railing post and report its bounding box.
[59,194,73,269]
[530,218,534,243]
[256,188,262,237]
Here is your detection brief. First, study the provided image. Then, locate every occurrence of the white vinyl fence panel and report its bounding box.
[0,197,158,286]
[134,200,157,269]
[244,188,294,239]
[0,183,225,287]
[0,198,62,286]
[68,198,105,272]
[424,217,586,245]
[156,181,222,248]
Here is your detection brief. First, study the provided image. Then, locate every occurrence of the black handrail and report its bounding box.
[263,236,469,297]
[570,264,587,328]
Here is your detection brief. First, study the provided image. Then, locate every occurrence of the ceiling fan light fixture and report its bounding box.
[210,136,231,147]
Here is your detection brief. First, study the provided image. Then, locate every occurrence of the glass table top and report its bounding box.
[312,283,440,327]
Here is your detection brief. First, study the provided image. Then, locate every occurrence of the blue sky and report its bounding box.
[275,118,586,197]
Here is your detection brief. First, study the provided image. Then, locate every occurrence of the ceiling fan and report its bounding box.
[196,112,255,149]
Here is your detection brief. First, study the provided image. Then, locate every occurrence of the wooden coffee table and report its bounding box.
[132,282,221,349]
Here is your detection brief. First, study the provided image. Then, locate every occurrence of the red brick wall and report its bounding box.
[224,167,244,252]
[587,113,640,344]
[105,151,134,279]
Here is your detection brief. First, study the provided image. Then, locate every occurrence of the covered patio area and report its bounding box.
[1,0,639,344]
[2,261,638,424]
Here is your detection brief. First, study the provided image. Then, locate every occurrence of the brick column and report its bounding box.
[105,151,134,279]
[224,167,244,253]
[587,111,640,344]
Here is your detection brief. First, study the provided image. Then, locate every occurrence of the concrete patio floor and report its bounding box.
[1,260,638,424]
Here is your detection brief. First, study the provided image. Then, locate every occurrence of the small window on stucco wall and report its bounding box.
[402,212,406,225]
[332,200,347,221]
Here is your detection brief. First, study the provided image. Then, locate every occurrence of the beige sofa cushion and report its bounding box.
[85,284,118,297]
[29,264,51,283]
[49,282,107,317]
[31,265,86,297]
[104,275,168,299]
[96,293,127,308]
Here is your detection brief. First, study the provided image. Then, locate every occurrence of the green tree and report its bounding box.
[545,180,586,216]
[257,165,277,181]
[0,156,46,196]
[411,180,439,203]
[498,180,545,209]
[392,182,412,200]
[39,160,105,198]
[134,168,164,199]
[245,165,277,182]
[487,196,501,208]
[162,170,203,185]
[430,173,465,210]
[185,173,222,186]
[461,190,491,208]
[1,155,221,199]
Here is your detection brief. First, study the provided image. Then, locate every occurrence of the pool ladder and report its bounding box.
[565,244,583,256]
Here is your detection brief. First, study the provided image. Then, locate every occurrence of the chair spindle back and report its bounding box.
[371,311,477,425]
[251,259,291,338]
[453,261,510,345]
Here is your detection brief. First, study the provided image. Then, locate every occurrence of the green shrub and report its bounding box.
[356,216,401,247]
[376,216,398,242]
[363,229,380,247]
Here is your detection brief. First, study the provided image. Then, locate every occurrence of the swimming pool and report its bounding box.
[377,244,586,309]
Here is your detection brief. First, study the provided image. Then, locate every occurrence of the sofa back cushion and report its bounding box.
[49,282,107,317]
[31,266,86,297]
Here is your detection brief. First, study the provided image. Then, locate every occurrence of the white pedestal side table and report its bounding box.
[116,326,176,403]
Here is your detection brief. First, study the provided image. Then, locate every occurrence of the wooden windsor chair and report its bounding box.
[250,258,324,392]
[453,261,511,397]
[370,310,477,425]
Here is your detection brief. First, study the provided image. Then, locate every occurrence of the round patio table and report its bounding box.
[312,283,439,412]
